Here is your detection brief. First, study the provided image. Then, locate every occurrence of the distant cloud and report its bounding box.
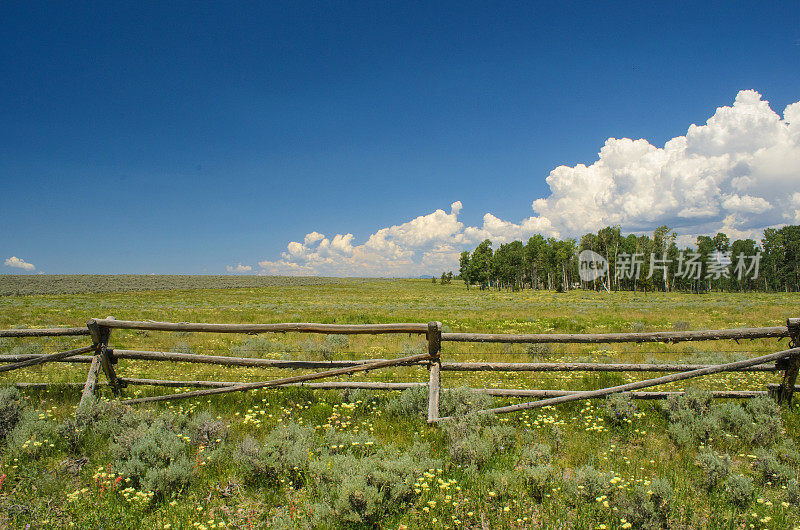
[259,90,800,276]
[226,263,252,273]
[4,256,35,271]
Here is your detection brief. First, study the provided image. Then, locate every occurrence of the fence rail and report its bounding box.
[441,326,790,344]
[0,327,90,338]
[90,318,429,335]
[0,317,798,423]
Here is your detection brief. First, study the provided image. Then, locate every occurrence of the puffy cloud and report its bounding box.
[791,192,800,224]
[226,263,252,273]
[303,232,325,245]
[530,89,799,238]
[259,201,495,276]
[4,256,35,271]
[260,90,799,276]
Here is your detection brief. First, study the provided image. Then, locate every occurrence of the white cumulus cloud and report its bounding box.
[4,256,36,271]
[259,90,800,276]
[226,263,253,273]
[530,90,799,236]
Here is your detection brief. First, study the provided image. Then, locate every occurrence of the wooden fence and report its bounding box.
[1,317,799,424]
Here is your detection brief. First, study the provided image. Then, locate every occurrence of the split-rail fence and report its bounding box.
[1,317,799,423]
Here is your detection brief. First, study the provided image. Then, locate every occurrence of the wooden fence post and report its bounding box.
[427,321,442,423]
[777,318,800,405]
[87,316,120,395]
[79,356,103,409]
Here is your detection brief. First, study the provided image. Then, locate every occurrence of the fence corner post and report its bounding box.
[427,321,442,423]
[777,318,800,405]
[87,316,121,396]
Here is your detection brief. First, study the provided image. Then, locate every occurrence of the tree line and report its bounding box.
[449,224,800,293]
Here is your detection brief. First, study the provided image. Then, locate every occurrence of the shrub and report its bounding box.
[186,411,227,447]
[521,463,558,500]
[567,465,613,500]
[516,446,556,499]
[624,477,673,528]
[230,336,287,358]
[340,388,373,405]
[322,429,378,457]
[108,417,194,496]
[776,439,800,467]
[672,321,691,331]
[742,396,782,446]
[712,401,750,435]
[666,414,720,447]
[235,423,315,485]
[309,444,439,526]
[60,399,132,455]
[487,469,523,500]
[519,443,552,466]
[526,343,553,358]
[545,317,586,333]
[8,342,42,357]
[5,409,60,459]
[786,479,800,505]
[440,387,493,418]
[173,342,195,354]
[753,449,795,485]
[603,393,638,426]
[385,386,428,418]
[324,334,349,350]
[442,413,514,469]
[385,386,493,419]
[0,387,24,443]
[401,341,426,355]
[663,389,719,446]
[664,388,712,420]
[724,474,754,507]
[697,448,731,490]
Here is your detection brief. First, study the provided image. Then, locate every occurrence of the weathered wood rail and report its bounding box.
[0,317,798,423]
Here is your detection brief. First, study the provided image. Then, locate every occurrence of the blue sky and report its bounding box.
[2,2,799,275]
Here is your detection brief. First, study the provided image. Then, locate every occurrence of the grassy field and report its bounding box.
[1,278,799,529]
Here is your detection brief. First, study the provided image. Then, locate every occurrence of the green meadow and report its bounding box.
[1,277,799,529]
